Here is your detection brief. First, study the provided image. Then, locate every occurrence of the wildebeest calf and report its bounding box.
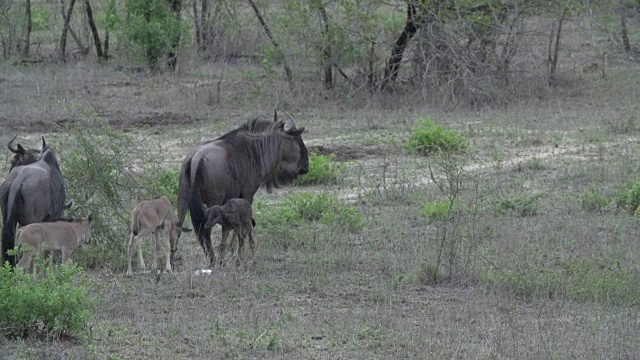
[127,196,191,276]
[16,215,92,274]
[205,198,257,267]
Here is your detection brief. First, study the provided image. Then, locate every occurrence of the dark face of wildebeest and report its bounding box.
[1,142,66,267]
[7,135,43,171]
[175,110,308,267]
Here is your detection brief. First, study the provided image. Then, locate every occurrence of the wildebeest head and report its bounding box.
[261,111,309,191]
[204,205,224,230]
[7,135,44,171]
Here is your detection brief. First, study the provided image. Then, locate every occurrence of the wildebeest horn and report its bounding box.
[273,109,278,122]
[7,134,19,153]
[41,136,46,150]
[284,111,298,129]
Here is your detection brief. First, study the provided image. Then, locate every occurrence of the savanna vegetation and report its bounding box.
[1,0,640,358]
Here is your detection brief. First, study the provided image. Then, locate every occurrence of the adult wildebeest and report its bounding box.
[176,110,308,267]
[127,196,192,276]
[205,198,257,267]
[6,135,42,171]
[1,141,66,267]
[15,215,92,274]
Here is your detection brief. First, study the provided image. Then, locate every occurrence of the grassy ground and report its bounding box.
[2,54,640,359]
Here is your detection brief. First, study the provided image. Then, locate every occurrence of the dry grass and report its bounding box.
[2,50,640,359]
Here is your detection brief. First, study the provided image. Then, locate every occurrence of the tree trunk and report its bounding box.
[618,0,631,54]
[193,0,201,52]
[315,1,333,90]
[547,7,567,87]
[246,0,293,84]
[200,0,210,53]
[104,30,109,57]
[167,0,182,71]
[143,7,157,69]
[59,0,78,61]
[23,0,32,58]
[381,0,421,90]
[84,0,105,59]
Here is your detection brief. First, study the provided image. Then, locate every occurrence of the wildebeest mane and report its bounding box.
[219,118,299,193]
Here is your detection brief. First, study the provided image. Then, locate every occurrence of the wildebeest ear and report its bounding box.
[286,127,305,136]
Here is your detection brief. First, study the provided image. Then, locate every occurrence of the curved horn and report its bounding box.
[7,134,19,153]
[284,111,298,129]
[41,136,46,150]
[273,109,279,122]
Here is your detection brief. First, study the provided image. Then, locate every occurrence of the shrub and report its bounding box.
[405,118,467,155]
[483,257,640,306]
[61,114,174,269]
[497,192,545,216]
[123,0,189,70]
[295,153,344,186]
[615,179,640,214]
[256,192,363,233]
[581,186,611,212]
[0,262,96,339]
[419,200,460,222]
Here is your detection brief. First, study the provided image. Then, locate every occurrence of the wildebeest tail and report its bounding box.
[2,183,22,267]
[189,157,207,242]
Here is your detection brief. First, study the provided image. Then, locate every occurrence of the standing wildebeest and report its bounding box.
[127,196,192,276]
[15,215,92,274]
[6,135,42,171]
[205,198,257,267]
[176,110,308,267]
[0,141,66,266]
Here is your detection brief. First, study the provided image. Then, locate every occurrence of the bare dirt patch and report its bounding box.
[308,144,388,161]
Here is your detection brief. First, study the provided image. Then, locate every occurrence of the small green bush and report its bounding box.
[0,262,95,339]
[31,5,50,31]
[256,192,363,233]
[483,257,640,306]
[142,167,181,207]
[295,153,344,186]
[581,186,611,212]
[615,179,640,214]
[61,114,177,269]
[526,157,544,170]
[405,118,467,155]
[419,200,460,222]
[497,192,545,216]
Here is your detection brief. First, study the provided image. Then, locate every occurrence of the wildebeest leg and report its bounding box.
[16,252,32,274]
[248,229,257,262]
[163,230,172,273]
[61,248,72,264]
[233,232,243,268]
[219,226,231,267]
[126,232,137,276]
[151,230,160,272]
[198,227,216,268]
[136,235,146,271]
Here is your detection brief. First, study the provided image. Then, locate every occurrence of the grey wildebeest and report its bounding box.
[127,196,192,276]
[205,198,257,267]
[176,110,308,267]
[15,215,92,274]
[1,140,66,267]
